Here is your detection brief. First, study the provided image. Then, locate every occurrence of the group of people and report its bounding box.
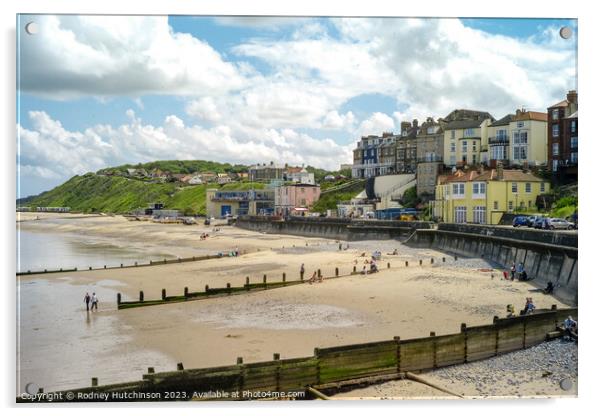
[199,232,210,240]
[509,262,528,281]
[83,292,99,311]
[301,264,324,285]
[522,297,536,315]
[562,315,578,341]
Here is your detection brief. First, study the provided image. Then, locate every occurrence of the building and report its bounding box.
[486,109,548,168]
[217,173,232,184]
[284,167,315,185]
[395,120,419,173]
[547,90,578,177]
[275,184,321,216]
[248,162,285,181]
[339,164,352,171]
[377,133,399,176]
[433,166,550,225]
[441,109,494,168]
[416,117,444,199]
[351,132,396,179]
[205,188,275,218]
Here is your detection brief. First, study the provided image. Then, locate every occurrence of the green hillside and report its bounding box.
[97,160,248,175]
[20,173,265,215]
[311,180,366,213]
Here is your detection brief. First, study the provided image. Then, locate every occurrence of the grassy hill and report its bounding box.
[97,160,248,175]
[311,179,366,213]
[20,173,265,215]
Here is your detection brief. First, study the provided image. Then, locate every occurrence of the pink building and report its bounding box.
[275,184,321,216]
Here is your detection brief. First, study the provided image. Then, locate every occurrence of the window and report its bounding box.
[570,137,578,149]
[452,183,465,197]
[491,145,507,160]
[427,127,434,134]
[451,142,456,152]
[462,141,467,153]
[454,206,467,223]
[496,129,507,140]
[552,143,559,156]
[508,201,514,211]
[473,206,486,224]
[472,154,477,165]
[511,182,518,193]
[472,182,486,197]
[540,182,545,193]
[493,201,499,210]
[512,131,528,160]
[570,152,578,164]
[552,160,559,172]
[462,155,467,163]
[450,155,456,166]
[465,128,474,137]
[472,141,477,152]
[552,109,559,120]
[552,124,559,137]
[525,183,531,193]
[571,120,577,133]
[451,130,455,139]
[517,121,524,128]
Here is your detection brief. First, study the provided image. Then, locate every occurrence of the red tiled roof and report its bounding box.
[515,111,547,122]
[445,169,544,183]
[548,99,569,109]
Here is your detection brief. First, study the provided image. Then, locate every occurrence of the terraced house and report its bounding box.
[548,90,578,178]
[433,165,550,225]
[395,120,419,173]
[486,109,548,168]
[352,133,396,178]
[416,117,444,199]
[441,109,494,168]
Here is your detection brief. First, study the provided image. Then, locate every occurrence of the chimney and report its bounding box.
[567,90,577,104]
[496,162,504,181]
[412,119,419,128]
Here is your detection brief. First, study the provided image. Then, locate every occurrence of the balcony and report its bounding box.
[488,136,509,145]
[416,156,443,163]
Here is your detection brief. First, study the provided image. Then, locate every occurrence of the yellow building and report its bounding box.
[433,167,550,225]
[441,110,493,167]
[485,109,548,167]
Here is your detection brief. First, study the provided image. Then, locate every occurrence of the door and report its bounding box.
[221,205,232,217]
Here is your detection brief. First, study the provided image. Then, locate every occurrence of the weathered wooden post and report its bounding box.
[237,357,243,365]
[551,304,557,310]
[184,287,189,297]
[419,259,423,266]
[120,263,123,268]
[164,259,167,264]
[89,266,92,270]
[91,377,98,387]
[177,363,184,371]
[117,293,121,305]
[147,367,155,374]
[335,267,339,277]
[405,261,408,267]
[353,265,357,273]
[442,257,446,263]
[273,353,280,360]
[493,316,499,324]
[318,269,322,278]
[103,265,106,269]
[135,262,138,267]
[454,255,458,261]
[245,276,250,289]
[205,284,209,293]
[430,258,434,264]
[139,291,144,302]
[161,289,166,300]
[227,283,231,294]
[387,262,390,269]
[461,323,467,363]
[282,272,286,282]
[178,257,181,263]
[430,331,436,337]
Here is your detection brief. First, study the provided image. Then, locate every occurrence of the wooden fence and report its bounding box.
[21,307,577,402]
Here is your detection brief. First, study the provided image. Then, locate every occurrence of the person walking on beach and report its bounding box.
[300,263,305,280]
[510,263,516,281]
[84,292,91,311]
[90,293,99,311]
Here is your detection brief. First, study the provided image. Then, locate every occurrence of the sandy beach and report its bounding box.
[16,213,573,396]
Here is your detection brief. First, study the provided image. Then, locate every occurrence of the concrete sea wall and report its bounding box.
[236,216,431,241]
[407,224,578,305]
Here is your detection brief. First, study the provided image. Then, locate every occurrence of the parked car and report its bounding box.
[533,217,550,230]
[512,216,530,227]
[526,216,540,227]
[548,218,576,230]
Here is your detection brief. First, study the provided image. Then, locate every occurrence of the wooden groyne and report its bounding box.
[19,307,576,402]
[116,256,453,310]
[17,254,227,276]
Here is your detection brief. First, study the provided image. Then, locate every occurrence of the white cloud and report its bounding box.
[20,15,247,99]
[356,112,395,137]
[322,110,356,130]
[18,110,353,189]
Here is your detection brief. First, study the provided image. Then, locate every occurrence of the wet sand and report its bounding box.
[17,213,572,396]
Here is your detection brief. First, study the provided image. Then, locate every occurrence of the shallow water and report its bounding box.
[16,229,177,273]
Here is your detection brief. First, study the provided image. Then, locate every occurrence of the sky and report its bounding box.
[16,15,577,197]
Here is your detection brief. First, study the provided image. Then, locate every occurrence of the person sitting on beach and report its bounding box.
[308,271,317,284]
[369,259,378,273]
[510,263,516,280]
[361,265,367,275]
[506,304,515,318]
[562,316,577,340]
[544,281,554,294]
[523,298,535,315]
